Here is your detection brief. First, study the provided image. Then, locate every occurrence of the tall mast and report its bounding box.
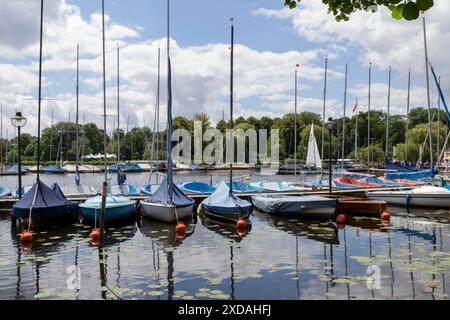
[354,98,358,162]
[117,44,120,164]
[437,76,441,160]
[149,48,161,183]
[36,0,44,182]
[101,0,107,181]
[342,63,348,168]
[405,69,411,161]
[0,102,2,170]
[321,56,328,179]
[75,44,80,184]
[367,63,372,171]
[166,0,174,203]
[385,66,392,160]
[423,14,433,167]
[294,64,299,178]
[229,17,234,194]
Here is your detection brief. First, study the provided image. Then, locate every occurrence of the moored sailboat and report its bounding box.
[140,0,194,222]
[79,0,135,225]
[199,18,253,223]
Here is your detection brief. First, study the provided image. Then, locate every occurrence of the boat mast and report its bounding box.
[342,63,348,169]
[36,0,44,182]
[405,69,411,161]
[0,101,2,171]
[149,48,161,184]
[367,63,372,171]
[423,14,433,167]
[229,17,234,194]
[294,64,299,178]
[354,98,358,162]
[437,76,441,162]
[75,44,80,185]
[101,0,107,181]
[166,0,174,203]
[321,56,328,179]
[385,66,392,160]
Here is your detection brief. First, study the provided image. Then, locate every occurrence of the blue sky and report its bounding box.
[0,0,448,136]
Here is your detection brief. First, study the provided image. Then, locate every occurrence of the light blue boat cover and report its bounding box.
[202,181,252,214]
[224,181,262,193]
[252,195,337,214]
[385,169,435,181]
[179,181,216,194]
[144,178,194,208]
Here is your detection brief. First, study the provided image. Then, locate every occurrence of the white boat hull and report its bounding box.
[367,192,450,208]
[140,201,194,222]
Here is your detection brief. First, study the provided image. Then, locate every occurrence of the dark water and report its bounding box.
[0,171,449,300]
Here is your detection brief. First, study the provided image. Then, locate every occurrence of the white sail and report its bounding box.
[306,124,322,169]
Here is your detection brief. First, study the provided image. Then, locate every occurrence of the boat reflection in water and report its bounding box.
[138,216,196,300]
[256,211,339,245]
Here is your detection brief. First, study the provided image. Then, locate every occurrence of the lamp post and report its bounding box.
[328,117,333,194]
[11,112,27,199]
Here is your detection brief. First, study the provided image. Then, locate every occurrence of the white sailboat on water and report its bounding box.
[303,123,322,173]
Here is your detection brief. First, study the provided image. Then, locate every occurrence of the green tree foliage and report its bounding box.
[284,0,434,21]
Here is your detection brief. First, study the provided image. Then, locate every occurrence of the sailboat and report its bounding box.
[79,0,135,225]
[141,48,162,195]
[140,0,195,223]
[108,45,140,196]
[199,18,252,223]
[303,123,322,173]
[59,45,96,197]
[12,0,76,226]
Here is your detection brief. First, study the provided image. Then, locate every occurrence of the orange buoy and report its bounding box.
[381,210,391,221]
[20,230,33,243]
[336,223,346,230]
[90,228,101,241]
[336,213,346,224]
[237,228,248,238]
[176,221,186,233]
[236,217,247,229]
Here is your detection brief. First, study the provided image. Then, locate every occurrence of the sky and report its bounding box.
[0,0,449,138]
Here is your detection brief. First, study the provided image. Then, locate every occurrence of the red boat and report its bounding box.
[378,176,425,186]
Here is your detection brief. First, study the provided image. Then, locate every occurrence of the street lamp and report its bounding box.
[327,117,333,194]
[11,112,27,199]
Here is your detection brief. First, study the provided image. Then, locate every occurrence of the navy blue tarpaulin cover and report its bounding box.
[50,183,81,213]
[385,168,435,181]
[12,180,69,220]
[42,164,67,173]
[145,178,194,208]
[384,160,416,172]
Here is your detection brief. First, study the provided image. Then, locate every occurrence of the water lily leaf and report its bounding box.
[34,288,56,299]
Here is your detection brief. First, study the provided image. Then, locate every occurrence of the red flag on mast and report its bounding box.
[352,101,358,113]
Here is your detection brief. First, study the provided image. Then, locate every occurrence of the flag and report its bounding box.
[352,101,358,113]
[296,64,300,68]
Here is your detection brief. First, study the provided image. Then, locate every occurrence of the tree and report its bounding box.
[284,0,434,21]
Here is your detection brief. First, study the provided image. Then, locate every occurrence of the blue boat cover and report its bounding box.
[224,181,262,193]
[50,183,66,201]
[42,164,67,173]
[12,180,69,219]
[179,181,216,194]
[384,160,416,172]
[385,169,435,181]
[252,195,337,214]
[202,181,252,214]
[144,178,194,208]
